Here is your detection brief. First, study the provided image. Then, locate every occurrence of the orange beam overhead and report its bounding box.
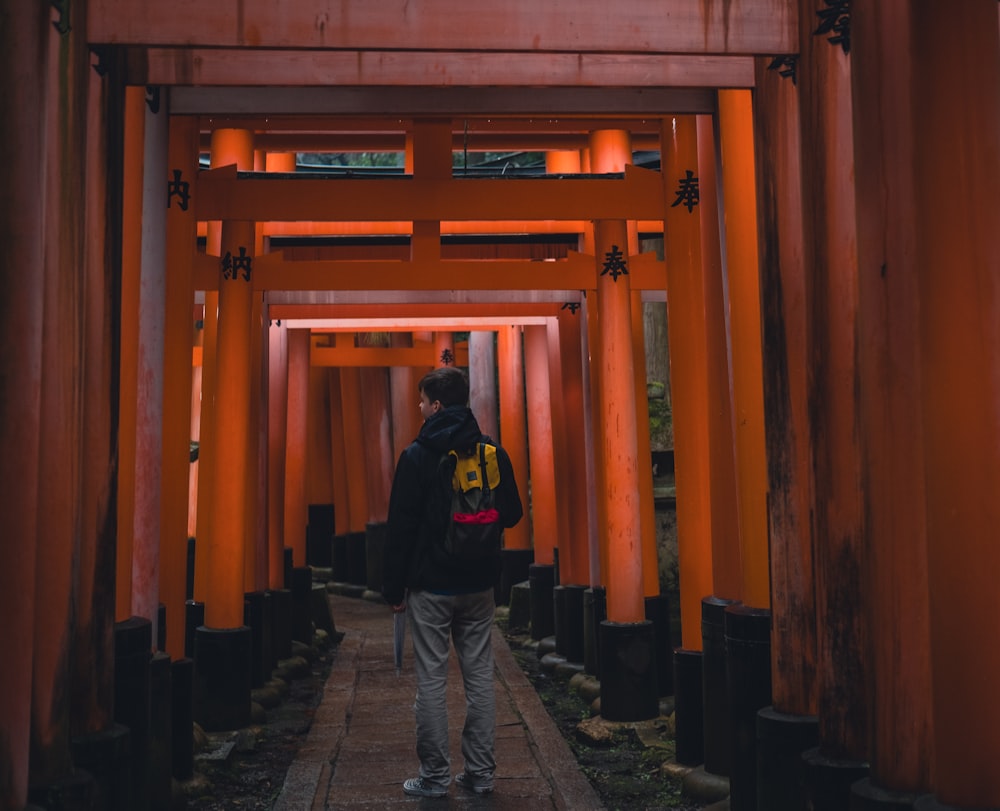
[310,345,469,368]
[140,50,755,89]
[194,165,666,222]
[89,0,796,54]
[266,302,567,320]
[192,251,666,292]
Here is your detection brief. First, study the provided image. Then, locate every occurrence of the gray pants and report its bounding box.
[408,588,496,787]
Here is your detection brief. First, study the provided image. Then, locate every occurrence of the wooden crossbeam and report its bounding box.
[195,251,665,291]
[90,0,796,55]
[140,49,754,89]
[194,164,665,222]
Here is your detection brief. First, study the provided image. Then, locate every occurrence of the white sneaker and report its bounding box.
[402,777,448,798]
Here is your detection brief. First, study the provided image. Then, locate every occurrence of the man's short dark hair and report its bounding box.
[419,366,469,408]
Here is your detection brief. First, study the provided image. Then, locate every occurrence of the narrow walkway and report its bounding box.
[274,592,604,810]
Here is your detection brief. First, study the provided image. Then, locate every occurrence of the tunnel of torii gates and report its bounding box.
[3,3,1000,811]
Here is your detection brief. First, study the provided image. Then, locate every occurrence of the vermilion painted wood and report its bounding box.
[139,49,756,89]
[662,116,715,649]
[716,89,770,610]
[591,129,644,624]
[752,57,817,718]
[87,0,796,54]
[694,114,742,605]
[911,2,1000,805]
[283,329,310,567]
[524,324,558,567]
[116,87,144,622]
[339,367,371,534]
[328,369,351,538]
[360,366,395,523]
[311,345,469,368]
[797,0,868,763]
[305,363,334,526]
[497,325,531,551]
[194,165,666,222]
[556,310,592,587]
[267,321,289,590]
[850,1,932,796]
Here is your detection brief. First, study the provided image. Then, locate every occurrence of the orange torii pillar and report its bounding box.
[305,359,334,568]
[796,8,871,804]
[715,88,775,809]
[590,128,658,722]
[909,4,1000,810]
[433,331,455,368]
[660,115,716,765]
[849,7,935,808]
[390,333,423,460]
[628,231,675,700]
[468,331,499,440]
[552,309,592,666]
[579,225,609,680]
[0,7,44,804]
[497,325,533,602]
[360,364,395,595]
[524,323,558,641]
[328,367,352,586]
[751,55,821,808]
[337,365,371,594]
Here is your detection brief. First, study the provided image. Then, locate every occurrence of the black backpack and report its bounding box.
[437,442,502,561]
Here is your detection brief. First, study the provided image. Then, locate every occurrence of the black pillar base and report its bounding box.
[268,588,293,661]
[645,594,674,697]
[365,521,388,594]
[71,723,130,811]
[243,591,269,688]
[283,547,294,590]
[673,648,704,766]
[802,747,870,811]
[498,547,534,606]
[528,563,556,640]
[290,566,314,645]
[346,530,367,586]
[914,796,971,811]
[27,769,97,811]
[583,586,607,677]
[331,534,349,583]
[757,706,819,811]
[725,605,772,811]
[553,585,568,655]
[563,584,587,664]
[114,616,152,811]
[148,652,173,810]
[702,595,740,777]
[184,600,204,660]
[598,620,659,722]
[305,525,333,568]
[852,778,921,810]
[193,625,252,732]
[170,658,194,781]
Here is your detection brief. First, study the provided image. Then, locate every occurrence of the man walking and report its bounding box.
[383,366,523,798]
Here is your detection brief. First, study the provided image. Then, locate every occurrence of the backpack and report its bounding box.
[438,442,502,561]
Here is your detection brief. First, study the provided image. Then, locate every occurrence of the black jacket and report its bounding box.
[382,405,523,606]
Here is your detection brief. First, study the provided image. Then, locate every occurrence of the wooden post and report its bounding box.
[498,325,531,551]
[661,116,716,649]
[284,328,310,566]
[696,115,743,604]
[911,2,1000,807]
[524,324,558,567]
[716,89,770,610]
[267,320,289,589]
[796,0,870,798]
[468,331,499,440]
[339,366,370,534]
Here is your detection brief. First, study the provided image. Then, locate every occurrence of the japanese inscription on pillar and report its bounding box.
[439,348,455,366]
[561,302,581,314]
[601,245,629,282]
[815,0,850,54]
[767,55,799,84]
[221,248,253,282]
[671,170,700,213]
[167,170,191,211]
